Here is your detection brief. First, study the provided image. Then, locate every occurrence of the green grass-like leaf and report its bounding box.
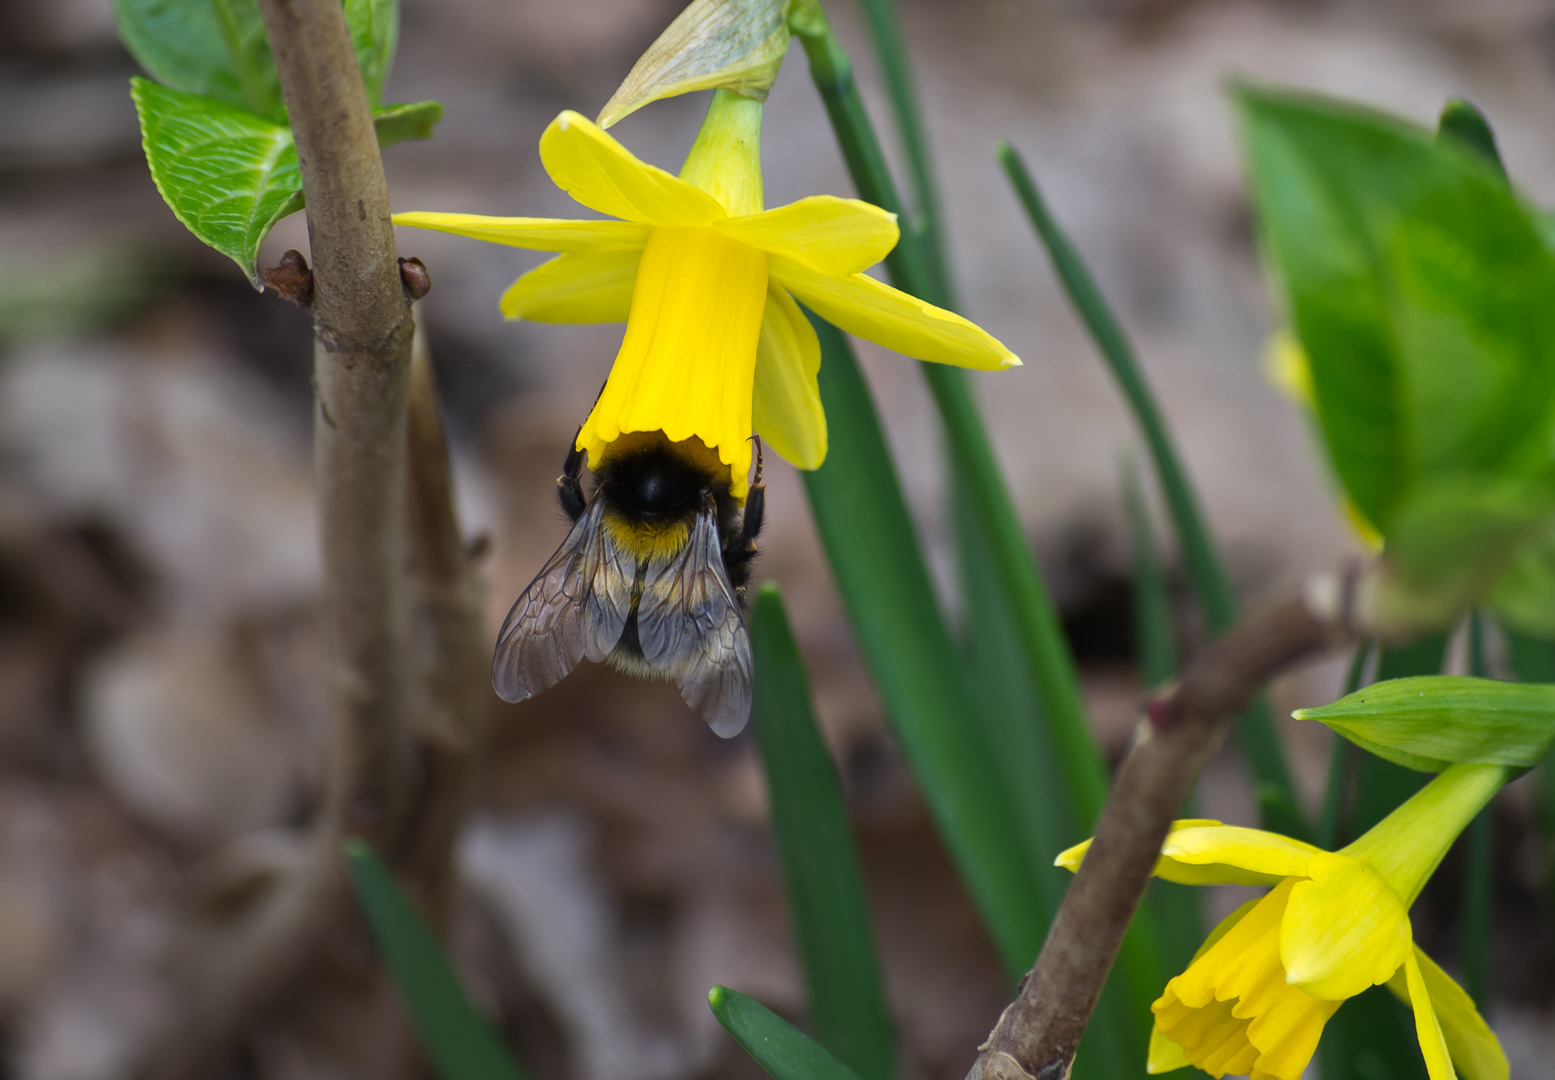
[800,310,1047,977]
[997,139,1306,840]
[131,78,303,283]
[749,585,894,1080]
[708,986,865,1080]
[346,842,527,1080]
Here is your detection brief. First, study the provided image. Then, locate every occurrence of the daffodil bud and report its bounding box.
[597,0,791,129]
[1295,674,1555,772]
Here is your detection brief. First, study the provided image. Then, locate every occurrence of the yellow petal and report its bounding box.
[392,211,650,252]
[1146,1023,1192,1074]
[1154,880,1339,1080]
[1056,819,1220,875]
[1055,821,1322,888]
[716,196,899,276]
[1386,947,1508,1080]
[1402,949,1458,1080]
[541,110,726,227]
[753,284,826,470]
[767,255,1019,370]
[500,250,641,323]
[1280,852,1411,1000]
[577,226,768,501]
[1158,825,1324,887]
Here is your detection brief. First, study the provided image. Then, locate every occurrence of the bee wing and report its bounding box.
[491,497,634,703]
[635,502,753,737]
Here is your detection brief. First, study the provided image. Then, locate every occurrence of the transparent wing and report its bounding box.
[491,497,634,703]
[636,500,753,736]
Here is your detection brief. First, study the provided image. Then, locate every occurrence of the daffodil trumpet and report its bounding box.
[392,89,1018,501]
[1058,763,1509,1080]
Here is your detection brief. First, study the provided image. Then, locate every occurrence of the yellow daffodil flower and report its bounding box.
[1057,764,1509,1080]
[393,90,1018,501]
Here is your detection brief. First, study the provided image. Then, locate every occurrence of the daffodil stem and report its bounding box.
[134,3,479,1077]
[853,0,956,309]
[965,570,1368,1080]
[792,4,1104,827]
[1462,611,1493,1011]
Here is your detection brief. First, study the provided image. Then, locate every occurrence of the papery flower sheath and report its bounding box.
[1058,764,1509,1080]
[393,91,1017,500]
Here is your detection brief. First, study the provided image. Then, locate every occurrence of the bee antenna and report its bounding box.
[750,435,764,487]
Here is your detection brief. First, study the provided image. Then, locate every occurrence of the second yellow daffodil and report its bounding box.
[393,90,1017,501]
[1058,763,1509,1080]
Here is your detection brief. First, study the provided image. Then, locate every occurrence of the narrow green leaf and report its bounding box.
[113,0,252,111]
[374,100,444,148]
[800,311,1045,977]
[1237,85,1555,537]
[1437,99,1507,181]
[346,0,400,108]
[209,0,284,120]
[1122,454,1177,688]
[131,78,303,283]
[997,139,1306,839]
[749,585,894,1080]
[346,842,527,1080]
[709,986,865,1080]
[794,20,1157,1074]
[1295,675,1555,772]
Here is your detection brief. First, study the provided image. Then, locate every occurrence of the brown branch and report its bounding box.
[134,1,425,1077]
[394,314,487,929]
[965,566,1371,1080]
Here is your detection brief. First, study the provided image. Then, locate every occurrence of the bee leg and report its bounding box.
[557,437,587,523]
[722,439,765,594]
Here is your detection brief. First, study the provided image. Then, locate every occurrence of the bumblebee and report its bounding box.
[492,430,764,736]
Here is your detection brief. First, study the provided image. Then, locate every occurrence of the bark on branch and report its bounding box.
[133,3,486,1077]
[965,566,1373,1080]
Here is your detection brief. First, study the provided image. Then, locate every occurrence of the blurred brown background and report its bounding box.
[2,0,1555,1076]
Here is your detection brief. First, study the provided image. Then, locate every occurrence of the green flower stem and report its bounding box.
[709,986,866,1080]
[996,139,1306,839]
[853,0,954,309]
[790,5,1105,830]
[1123,454,1177,688]
[749,586,894,1080]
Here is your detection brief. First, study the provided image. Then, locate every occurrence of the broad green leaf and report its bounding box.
[209,0,284,120]
[346,843,527,1080]
[114,0,251,111]
[1296,675,1555,772]
[374,101,444,148]
[1237,86,1555,537]
[1385,473,1555,596]
[800,311,1046,977]
[1488,521,1555,636]
[748,585,894,1080]
[346,0,399,108]
[132,78,302,283]
[708,986,864,1080]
